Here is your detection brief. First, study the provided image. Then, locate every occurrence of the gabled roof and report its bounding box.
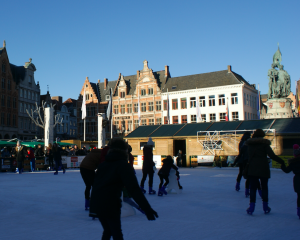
[98,80,118,102]
[0,47,4,55]
[90,82,100,100]
[162,70,252,93]
[10,64,26,84]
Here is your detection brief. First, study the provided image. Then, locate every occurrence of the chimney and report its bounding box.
[165,65,170,78]
[227,65,232,73]
[98,79,100,84]
[104,78,108,90]
[137,70,140,78]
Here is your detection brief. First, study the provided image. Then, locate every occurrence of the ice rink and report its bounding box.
[0,167,299,240]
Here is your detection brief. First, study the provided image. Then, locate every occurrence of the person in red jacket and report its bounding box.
[28,147,35,172]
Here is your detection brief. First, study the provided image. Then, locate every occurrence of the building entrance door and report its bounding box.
[174,140,186,167]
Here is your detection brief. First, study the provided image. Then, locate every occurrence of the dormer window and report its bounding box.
[86,94,89,101]
[120,92,125,98]
[106,95,110,101]
[141,89,146,96]
[86,84,88,87]
[148,88,153,95]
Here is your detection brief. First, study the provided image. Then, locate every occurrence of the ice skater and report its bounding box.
[157,155,180,196]
[244,129,284,215]
[140,138,156,195]
[80,147,102,210]
[27,147,35,172]
[90,138,158,240]
[12,141,27,174]
[280,144,300,219]
[52,143,65,175]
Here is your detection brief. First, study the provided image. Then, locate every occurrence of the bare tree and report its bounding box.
[26,100,63,129]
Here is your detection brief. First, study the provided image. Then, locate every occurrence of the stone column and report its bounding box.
[98,113,106,149]
[44,107,54,150]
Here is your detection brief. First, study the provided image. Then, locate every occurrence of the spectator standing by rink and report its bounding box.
[90,138,158,240]
[34,144,44,158]
[140,138,156,195]
[244,129,284,215]
[281,144,300,219]
[12,141,27,174]
[45,143,54,170]
[27,147,35,172]
[79,148,102,210]
[52,143,65,175]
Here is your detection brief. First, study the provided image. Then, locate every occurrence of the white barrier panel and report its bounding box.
[197,155,214,163]
[137,155,162,168]
[63,156,86,168]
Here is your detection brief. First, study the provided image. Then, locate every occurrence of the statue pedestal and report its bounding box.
[264,98,293,119]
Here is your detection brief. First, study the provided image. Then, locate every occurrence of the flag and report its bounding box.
[225,98,229,121]
[296,80,299,116]
[106,88,112,119]
[257,84,260,119]
[196,96,202,122]
[138,95,141,125]
[81,90,86,119]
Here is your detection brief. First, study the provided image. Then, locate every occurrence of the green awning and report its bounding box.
[21,142,44,148]
[0,141,17,147]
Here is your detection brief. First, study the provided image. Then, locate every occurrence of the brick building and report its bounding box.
[0,41,19,139]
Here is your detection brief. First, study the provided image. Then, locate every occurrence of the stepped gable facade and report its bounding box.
[0,41,19,139]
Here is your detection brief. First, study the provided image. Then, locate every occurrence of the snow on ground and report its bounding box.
[0,167,299,240]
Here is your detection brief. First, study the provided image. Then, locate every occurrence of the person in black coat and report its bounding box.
[281,144,300,219]
[244,129,284,215]
[90,138,158,240]
[12,141,27,174]
[52,143,65,175]
[34,144,44,157]
[157,156,180,196]
[140,138,156,195]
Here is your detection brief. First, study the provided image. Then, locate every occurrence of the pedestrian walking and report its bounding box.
[12,141,27,174]
[52,143,65,175]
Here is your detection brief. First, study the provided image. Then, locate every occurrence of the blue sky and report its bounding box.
[1,0,299,101]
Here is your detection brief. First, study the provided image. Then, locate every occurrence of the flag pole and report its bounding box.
[84,118,86,142]
[258,84,260,119]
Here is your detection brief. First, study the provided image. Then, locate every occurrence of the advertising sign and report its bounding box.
[137,155,162,167]
[197,155,214,163]
[71,156,78,167]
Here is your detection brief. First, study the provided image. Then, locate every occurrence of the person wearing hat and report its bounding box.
[140,137,156,194]
[281,144,300,219]
[12,141,27,174]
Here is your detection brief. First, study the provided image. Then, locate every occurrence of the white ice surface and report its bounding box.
[0,167,299,240]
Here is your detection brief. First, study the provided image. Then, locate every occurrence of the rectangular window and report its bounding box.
[181,115,187,123]
[190,97,196,108]
[24,89,27,99]
[127,104,132,113]
[8,79,11,90]
[141,102,146,112]
[28,91,31,100]
[134,103,138,113]
[209,95,215,106]
[156,118,161,125]
[191,115,196,123]
[149,119,154,125]
[134,120,139,129]
[219,113,226,121]
[172,116,178,124]
[120,92,125,98]
[231,93,238,104]
[1,95,5,107]
[156,101,161,111]
[141,89,146,96]
[1,113,5,125]
[7,96,10,108]
[219,94,225,105]
[245,112,247,120]
[13,98,16,108]
[20,89,23,97]
[114,105,119,114]
[163,100,168,110]
[7,113,10,126]
[120,105,125,114]
[127,120,132,131]
[148,88,153,95]
[200,96,205,107]
[172,99,178,110]
[246,94,249,105]
[181,98,187,109]
[164,116,168,124]
[210,113,216,121]
[141,119,147,126]
[1,78,5,89]
[248,112,250,119]
[148,102,153,111]
[201,114,206,122]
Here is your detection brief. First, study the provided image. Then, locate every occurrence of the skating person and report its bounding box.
[12,141,27,174]
[244,129,284,215]
[176,150,182,167]
[27,147,35,172]
[157,155,180,196]
[80,148,102,210]
[234,132,262,198]
[52,143,65,175]
[140,138,156,194]
[34,144,44,157]
[280,144,300,219]
[90,138,158,240]
[45,143,54,170]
